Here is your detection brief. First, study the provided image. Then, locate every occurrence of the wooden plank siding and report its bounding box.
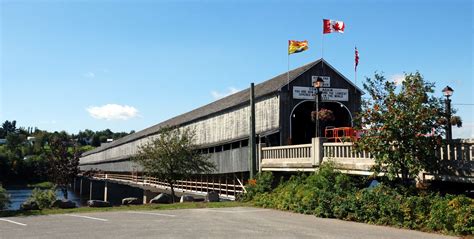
[182,95,279,147]
[80,96,279,173]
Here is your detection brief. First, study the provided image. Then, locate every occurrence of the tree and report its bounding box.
[47,133,80,199]
[355,72,450,184]
[1,120,17,138]
[0,185,9,210]
[133,127,215,202]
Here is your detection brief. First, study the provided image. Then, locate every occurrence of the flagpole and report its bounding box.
[355,66,358,94]
[321,22,325,75]
[287,53,290,91]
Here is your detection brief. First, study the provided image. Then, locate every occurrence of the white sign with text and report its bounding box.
[293,86,349,101]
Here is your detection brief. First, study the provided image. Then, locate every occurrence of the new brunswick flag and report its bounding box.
[288,40,309,55]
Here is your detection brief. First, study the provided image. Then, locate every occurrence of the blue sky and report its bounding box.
[1,0,473,138]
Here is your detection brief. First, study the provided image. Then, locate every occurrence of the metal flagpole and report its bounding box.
[321,25,325,75]
[287,53,290,91]
[355,68,357,85]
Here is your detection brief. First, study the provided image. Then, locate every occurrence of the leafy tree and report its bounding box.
[1,120,17,138]
[47,133,80,199]
[355,72,450,184]
[133,127,215,202]
[91,134,101,147]
[0,185,9,210]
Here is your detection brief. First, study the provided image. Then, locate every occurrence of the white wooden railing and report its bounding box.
[260,139,474,181]
[323,142,372,160]
[90,173,245,200]
[261,144,312,160]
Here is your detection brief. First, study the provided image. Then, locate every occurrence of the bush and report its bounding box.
[26,188,56,209]
[427,194,474,235]
[0,185,9,210]
[251,163,474,235]
[27,181,55,189]
[241,171,274,202]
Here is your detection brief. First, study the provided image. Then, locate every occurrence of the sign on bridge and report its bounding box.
[293,86,349,101]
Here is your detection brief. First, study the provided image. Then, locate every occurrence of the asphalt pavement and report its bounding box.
[0,207,457,239]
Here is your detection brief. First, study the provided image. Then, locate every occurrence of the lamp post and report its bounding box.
[313,77,324,137]
[442,86,454,141]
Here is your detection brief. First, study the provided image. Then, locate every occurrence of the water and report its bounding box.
[4,187,86,210]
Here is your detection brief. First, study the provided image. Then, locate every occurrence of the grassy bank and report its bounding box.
[243,164,473,236]
[26,182,55,189]
[0,201,251,218]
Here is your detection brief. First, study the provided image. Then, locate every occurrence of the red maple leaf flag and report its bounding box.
[323,19,345,34]
[355,47,359,71]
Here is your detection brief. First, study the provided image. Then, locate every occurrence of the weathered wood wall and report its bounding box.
[80,160,142,173]
[79,95,279,172]
[183,95,279,146]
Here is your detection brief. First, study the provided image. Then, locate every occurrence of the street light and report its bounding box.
[442,86,454,141]
[313,77,324,137]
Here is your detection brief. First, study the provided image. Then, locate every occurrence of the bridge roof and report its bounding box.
[83,58,362,156]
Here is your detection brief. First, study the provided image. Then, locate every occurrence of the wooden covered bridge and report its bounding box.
[78,58,473,202]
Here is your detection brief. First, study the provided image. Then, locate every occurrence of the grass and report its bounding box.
[0,201,252,218]
[26,182,55,189]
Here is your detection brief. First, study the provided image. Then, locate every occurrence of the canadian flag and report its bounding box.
[323,19,345,34]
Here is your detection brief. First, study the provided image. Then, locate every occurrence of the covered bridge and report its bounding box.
[79,58,363,175]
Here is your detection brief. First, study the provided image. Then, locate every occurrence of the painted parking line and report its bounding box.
[0,218,27,226]
[195,208,270,213]
[125,211,176,217]
[64,214,108,222]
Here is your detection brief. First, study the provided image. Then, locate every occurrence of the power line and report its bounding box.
[453,103,474,106]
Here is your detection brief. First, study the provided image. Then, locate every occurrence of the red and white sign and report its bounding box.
[323,19,345,34]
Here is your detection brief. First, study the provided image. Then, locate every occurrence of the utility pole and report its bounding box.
[249,83,257,179]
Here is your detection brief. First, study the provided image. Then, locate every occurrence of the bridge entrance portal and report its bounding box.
[290,101,352,145]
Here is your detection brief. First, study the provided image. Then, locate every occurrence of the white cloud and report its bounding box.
[453,122,474,139]
[84,72,95,78]
[39,120,57,125]
[390,74,405,86]
[211,87,240,99]
[86,104,139,120]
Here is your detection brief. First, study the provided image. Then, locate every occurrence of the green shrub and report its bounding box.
[253,163,355,216]
[241,171,274,202]
[250,162,474,236]
[27,181,55,189]
[427,194,474,235]
[399,194,433,229]
[351,185,405,226]
[27,188,56,209]
[0,186,9,210]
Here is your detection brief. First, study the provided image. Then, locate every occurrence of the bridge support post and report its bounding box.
[143,192,147,205]
[258,143,266,173]
[104,181,108,202]
[416,171,430,189]
[89,181,93,200]
[312,137,325,166]
[79,178,83,196]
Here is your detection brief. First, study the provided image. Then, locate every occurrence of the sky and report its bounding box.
[1,0,473,138]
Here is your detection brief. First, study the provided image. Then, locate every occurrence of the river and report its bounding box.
[4,187,86,210]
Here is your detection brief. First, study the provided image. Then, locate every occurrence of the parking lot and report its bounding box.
[0,207,456,239]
